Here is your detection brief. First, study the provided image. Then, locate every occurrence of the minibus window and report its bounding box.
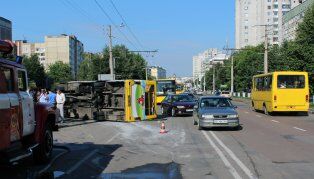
[277,75,305,89]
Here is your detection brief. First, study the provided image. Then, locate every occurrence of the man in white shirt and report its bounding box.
[56,89,66,123]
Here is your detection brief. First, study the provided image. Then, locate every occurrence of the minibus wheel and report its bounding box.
[263,105,268,115]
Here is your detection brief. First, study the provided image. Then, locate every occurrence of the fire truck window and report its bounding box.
[18,70,27,91]
[1,67,14,92]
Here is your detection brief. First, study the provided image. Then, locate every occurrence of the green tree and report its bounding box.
[23,54,46,88]
[48,61,72,83]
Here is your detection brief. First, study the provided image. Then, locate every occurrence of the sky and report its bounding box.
[2,0,235,77]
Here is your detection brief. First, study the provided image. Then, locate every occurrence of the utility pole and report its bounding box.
[264,26,268,74]
[231,56,234,94]
[212,64,215,92]
[145,67,148,80]
[203,73,206,92]
[108,25,114,80]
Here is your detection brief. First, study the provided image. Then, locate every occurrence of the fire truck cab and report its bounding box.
[0,40,57,164]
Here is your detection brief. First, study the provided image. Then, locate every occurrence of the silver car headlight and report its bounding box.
[202,114,214,119]
[227,114,238,118]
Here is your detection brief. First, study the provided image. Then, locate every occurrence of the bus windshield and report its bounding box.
[157,81,175,95]
[277,75,305,89]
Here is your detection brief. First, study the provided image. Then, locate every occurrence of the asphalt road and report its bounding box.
[1,101,314,179]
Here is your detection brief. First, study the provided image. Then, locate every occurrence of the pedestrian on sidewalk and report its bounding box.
[56,89,66,123]
[39,89,49,103]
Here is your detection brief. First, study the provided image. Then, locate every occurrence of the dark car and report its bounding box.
[161,94,196,117]
[193,96,239,130]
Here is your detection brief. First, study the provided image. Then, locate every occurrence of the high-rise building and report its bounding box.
[15,34,84,79]
[193,49,228,82]
[0,17,12,40]
[235,0,292,49]
[147,66,166,79]
[283,0,313,41]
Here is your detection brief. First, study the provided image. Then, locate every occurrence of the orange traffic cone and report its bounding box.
[160,121,167,134]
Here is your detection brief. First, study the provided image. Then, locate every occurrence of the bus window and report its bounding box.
[277,75,305,89]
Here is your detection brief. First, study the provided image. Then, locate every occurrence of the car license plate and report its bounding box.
[214,120,228,124]
[186,109,193,112]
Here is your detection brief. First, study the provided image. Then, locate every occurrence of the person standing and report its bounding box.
[47,88,57,107]
[56,89,66,123]
[39,89,49,103]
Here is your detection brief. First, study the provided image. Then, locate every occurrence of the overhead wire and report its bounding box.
[94,0,139,50]
[108,0,145,50]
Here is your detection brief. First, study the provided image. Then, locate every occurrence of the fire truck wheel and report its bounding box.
[33,122,53,164]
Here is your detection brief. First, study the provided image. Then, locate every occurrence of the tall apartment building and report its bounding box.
[0,17,12,40]
[15,34,84,79]
[235,0,292,49]
[147,66,166,79]
[193,49,228,81]
[283,0,313,41]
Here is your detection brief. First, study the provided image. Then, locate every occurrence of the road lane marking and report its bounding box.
[66,133,120,174]
[105,133,120,144]
[245,111,249,114]
[271,120,279,123]
[210,131,257,179]
[66,149,98,174]
[202,131,241,179]
[293,127,307,132]
[256,115,262,118]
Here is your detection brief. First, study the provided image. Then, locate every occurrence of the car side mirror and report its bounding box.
[194,105,198,109]
[233,105,237,109]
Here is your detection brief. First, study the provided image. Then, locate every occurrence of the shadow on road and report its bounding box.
[202,125,244,132]
[0,142,122,179]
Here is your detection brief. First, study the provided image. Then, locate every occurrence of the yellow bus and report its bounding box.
[176,82,185,94]
[251,71,309,115]
[156,79,176,104]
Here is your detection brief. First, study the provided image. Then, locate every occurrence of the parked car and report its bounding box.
[193,96,239,130]
[161,94,196,117]
[0,40,57,164]
[220,91,231,98]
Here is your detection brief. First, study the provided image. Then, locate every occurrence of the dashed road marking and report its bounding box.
[293,127,307,132]
[202,131,241,179]
[256,115,262,118]
[271,120,279,123]
[245,111,249,114]
[210,131,257,179]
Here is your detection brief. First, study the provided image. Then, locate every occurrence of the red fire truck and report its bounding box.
[0,40,57,164]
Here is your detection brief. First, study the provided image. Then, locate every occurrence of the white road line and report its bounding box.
[105,133,120,144]
[245,111,249,114]
[293,127,307,132]
[202,131,241,179]
[271,120,279,123]
[256,115,262,118]
[66,149,98,174]
[210,131,257,179]
[66,133,120,174]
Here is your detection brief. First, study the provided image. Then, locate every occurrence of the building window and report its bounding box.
[244,26,248,29]
[268,0,271,2]
[268,5,271,9]
[282,4,290,9]
[273,18,278,22]
[244,6,248,10]
[273,37,278,42]
[273,4,278,9]
[245,39,248,43]
[274,11,278,16]
[273,31,279,35]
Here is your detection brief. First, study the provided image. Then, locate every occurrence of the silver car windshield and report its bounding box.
[200,98,232,108]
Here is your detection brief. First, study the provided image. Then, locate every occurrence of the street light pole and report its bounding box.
[212,64,215,92]
[231,56,234,94]
[264,26,268,74]
[108,25,114,80]
[203,73,206,92]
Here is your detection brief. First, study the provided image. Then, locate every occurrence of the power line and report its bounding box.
[94,0,138,50]
[108,0,145,49]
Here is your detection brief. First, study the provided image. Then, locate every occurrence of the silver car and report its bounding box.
[193,96,240,130]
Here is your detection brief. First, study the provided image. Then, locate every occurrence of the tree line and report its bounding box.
[23,45,147,89]
[203,4,314,94]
